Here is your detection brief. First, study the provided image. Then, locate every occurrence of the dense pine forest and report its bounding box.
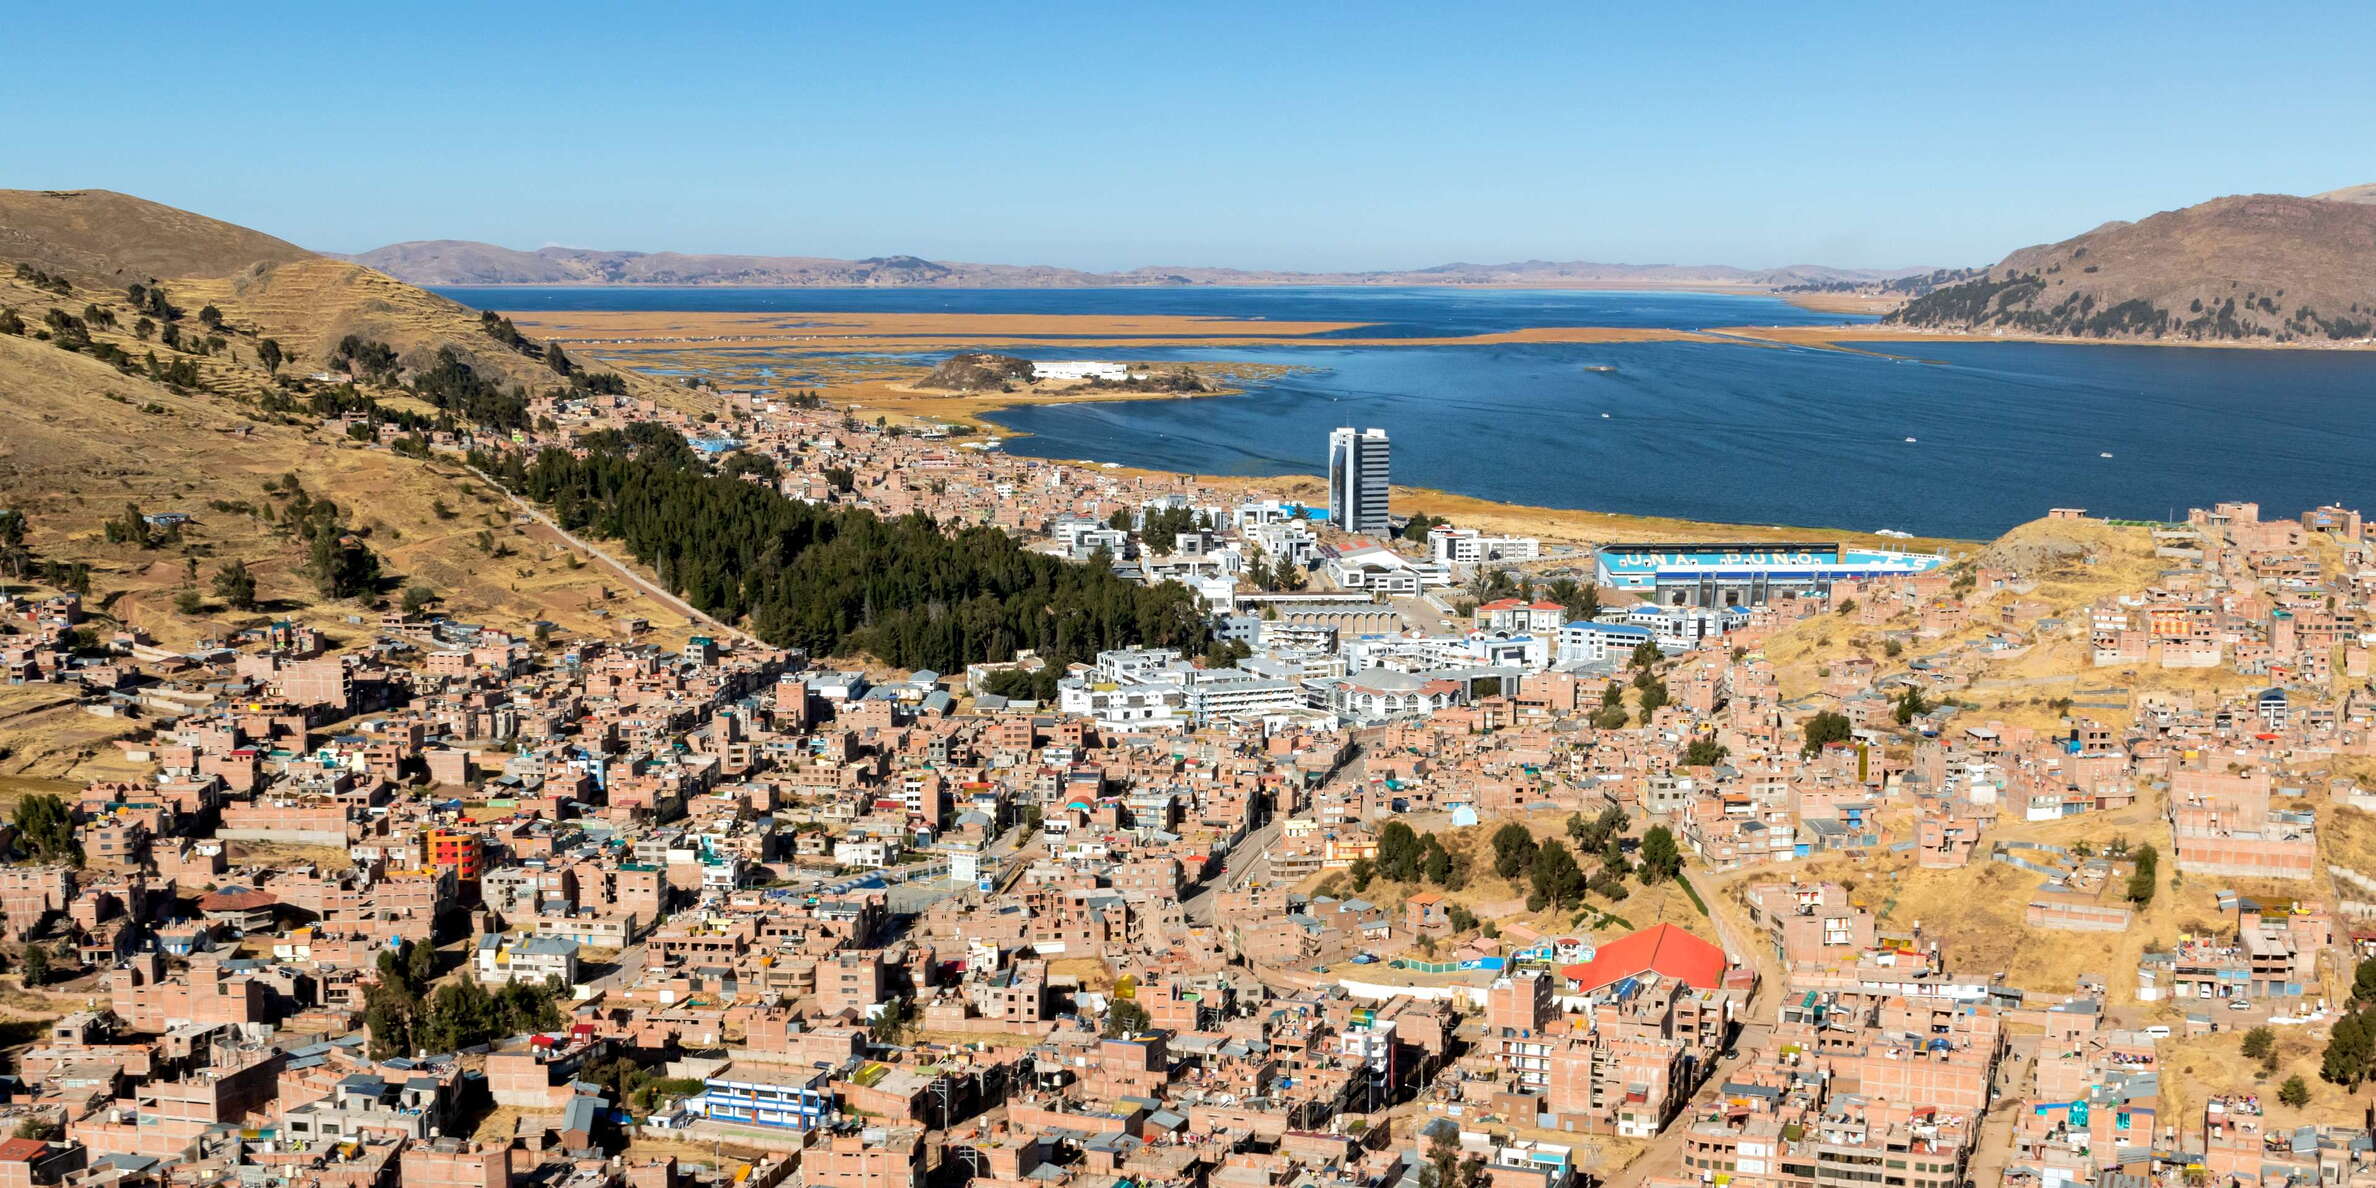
[473,436,1211,672]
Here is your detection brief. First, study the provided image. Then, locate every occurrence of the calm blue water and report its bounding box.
[439,286,2376,539]
[433,284,1864,338]
[983,339,2376,539]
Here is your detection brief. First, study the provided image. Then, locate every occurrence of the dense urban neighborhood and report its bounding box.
[4,361,2376,1188]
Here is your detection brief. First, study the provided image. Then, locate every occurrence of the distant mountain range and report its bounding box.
[336,239,1936,290]
[1887,185,2376,342]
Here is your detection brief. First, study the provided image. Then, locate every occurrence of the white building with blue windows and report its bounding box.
[1595,542,1944,607]
[688,1064,835,1131]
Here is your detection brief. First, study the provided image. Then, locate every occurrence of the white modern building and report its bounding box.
[1321,540,1449,594]
[1182,669,1304,725]
[1033,361,1133,382]
[1056,647,1304,729]
[1051,517,1130,561]
[474,933,581,987]
[1595,542,1945,607]
[1307,668,1464,725]
[1429,526,1542,567]
[1557,620,1659,666]
[1327,427,1392,536]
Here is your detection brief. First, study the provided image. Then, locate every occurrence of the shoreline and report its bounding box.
[556,306,2376,556]
[1776,290,1906,315]
[839,362,1307,428]
[508,308,1746,351]
[1089,466,1973,553]
[824,386,1974,552]
[516,308,2376,358]
[452,279,1830,293]
[1715,323,2376,353]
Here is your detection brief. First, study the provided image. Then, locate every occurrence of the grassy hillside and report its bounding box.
[0,192,708,778]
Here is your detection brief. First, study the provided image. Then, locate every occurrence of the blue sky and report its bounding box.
[7,1,2371,271]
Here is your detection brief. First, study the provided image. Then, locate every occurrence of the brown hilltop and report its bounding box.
[0,188,665,393]
[1887,187,2376,343]
[0,189,313,281]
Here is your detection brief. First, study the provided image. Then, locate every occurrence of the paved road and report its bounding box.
[461,462,758,646]
[1186,815,1286,925]
[582,940,648,996]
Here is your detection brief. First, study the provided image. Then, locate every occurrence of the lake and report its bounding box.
[435,284,1866,337]
[441,286,2376,540]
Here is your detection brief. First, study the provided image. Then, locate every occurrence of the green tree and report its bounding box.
[1421,834,1453,885]
[0,509,28,581]
[2240,1026,2275,1061]
[1529,841,1585,908]
[212,560,258,610]
[1638,826,1682,883]
[258,338,284,373]
[1104,998,1153,1038]
[1400,514,1443,543]
[1571,805,1627,853]
[1418,1127,1461,1188]
[2125,844,2159,907]
[1683,738,1729,767]
[1630,640,1662,669]
[2354,957,2376,1004]
[404,937,436,991]
[1377,822,1423,883]
[19,944,48,988]
[103,502,150,548]
[870,996,916,1043]
[402,584,437,617]
[2279,1075,2311,1108]
[305,523,382,600]
[2321,1010,2372,1088]
[1346,857,1375,892]
[1491,823,1539,880]
[12,794,79,865]
[1636,679,1669,716]
[1802,711,1854,755]
[1893,685,1934,726]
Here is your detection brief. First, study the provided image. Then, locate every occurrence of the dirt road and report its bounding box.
[461,462,760,646]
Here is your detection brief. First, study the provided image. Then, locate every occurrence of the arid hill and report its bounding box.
[919,353,1038,391]
[0,192,698,764]
[1887,188,2376,343]
[0,189,666,394]
[345,236,1934,291]
[0,189,313,281]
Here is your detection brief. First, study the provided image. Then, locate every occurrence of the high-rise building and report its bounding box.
[1328,426,1391,535]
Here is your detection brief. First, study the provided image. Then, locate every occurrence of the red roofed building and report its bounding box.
[1558,923,1727,994]
[0,1136,83,1188]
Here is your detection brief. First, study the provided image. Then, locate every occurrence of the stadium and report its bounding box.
[1595,542,1947,608]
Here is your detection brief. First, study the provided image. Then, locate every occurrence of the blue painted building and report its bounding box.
[690,1066,834,1131]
